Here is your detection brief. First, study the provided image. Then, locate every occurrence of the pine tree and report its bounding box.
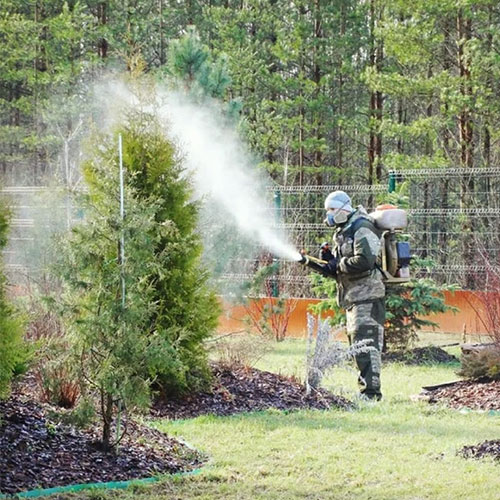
[164,26,232,100]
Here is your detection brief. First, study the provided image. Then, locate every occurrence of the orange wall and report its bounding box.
[218,290,492,337]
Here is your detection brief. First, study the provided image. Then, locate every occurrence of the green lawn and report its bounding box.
[74,337,499,500]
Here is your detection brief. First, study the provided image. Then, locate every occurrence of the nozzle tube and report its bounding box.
[299,254,336,278]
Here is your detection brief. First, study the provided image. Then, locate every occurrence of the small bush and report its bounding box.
[22,279,78,407]
[458,345,500,381]
[385,259,458,351]
[243,297,297,342]
[307,273,345,326]
[305,314,373,393]
[243,265,297,342]
[35,340,80,408]
[208,333,272,369]
[0,202,26,399]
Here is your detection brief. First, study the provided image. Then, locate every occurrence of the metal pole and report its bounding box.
[119,134,125,308]
[271,190,281,298]
[116,134,125,452]
[388,171,396,193]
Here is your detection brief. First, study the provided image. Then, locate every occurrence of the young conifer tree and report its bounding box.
[57,111,219,448]
[0,202,25,398]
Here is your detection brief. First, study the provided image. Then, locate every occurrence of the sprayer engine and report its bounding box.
[371,204,411,283]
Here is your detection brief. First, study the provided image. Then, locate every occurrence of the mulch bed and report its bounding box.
[460,440,500,462]
[1,363,350,495]
[0,396,203,496]
[151,363,352,419]
[383,345,459,365]
[423,378,500,411]
[421,378,500,463]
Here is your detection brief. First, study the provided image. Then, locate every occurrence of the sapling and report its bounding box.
[305,313,373,394]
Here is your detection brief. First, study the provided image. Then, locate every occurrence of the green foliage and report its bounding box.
[56,110,219,446]
[378,181,410,208]
[0,202,26,398]
[385,259,459,351]
[163,27,232,100]
[307,273,345,327]
[458,346,500,381]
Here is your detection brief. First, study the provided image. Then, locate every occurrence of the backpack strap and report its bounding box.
[344,215,387,279]
[344,215,370,240]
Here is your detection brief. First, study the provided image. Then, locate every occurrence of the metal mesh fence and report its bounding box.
[3,168,500,294]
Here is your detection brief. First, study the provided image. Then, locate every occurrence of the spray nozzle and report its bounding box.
[299,251,308,265]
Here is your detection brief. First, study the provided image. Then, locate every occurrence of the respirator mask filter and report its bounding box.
[326,209,349,227]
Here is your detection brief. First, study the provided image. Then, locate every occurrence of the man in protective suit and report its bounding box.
[304,191,385,400]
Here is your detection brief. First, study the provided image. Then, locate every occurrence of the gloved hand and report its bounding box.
[323,257,338,277]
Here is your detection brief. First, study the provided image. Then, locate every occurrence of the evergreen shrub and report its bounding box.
[0,202,26,398]
[56,111,219,447]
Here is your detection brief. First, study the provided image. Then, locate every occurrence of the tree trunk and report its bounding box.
[313,0,323,184]
[101,390,114,450]
[98,2,108,59]
[457,9,474,289]
[336,2,346,182]
[367,0,383,206]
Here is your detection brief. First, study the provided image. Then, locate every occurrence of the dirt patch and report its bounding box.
[423,378,500,411]
[460,440,500,462]
[151,363,352,419]
[0,396,203,496]
[383,345,458,365]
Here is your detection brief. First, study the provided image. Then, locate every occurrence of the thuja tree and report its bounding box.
[0,202,25,398]
[57,113,219,448]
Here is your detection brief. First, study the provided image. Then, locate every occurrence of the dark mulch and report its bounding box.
[0,396,203,496]
[1,363,348,495]
[460,440,500,461]
[383,345,458,365]
[151,363,352,419]
[420,377,500,463]
[423,378,500,411]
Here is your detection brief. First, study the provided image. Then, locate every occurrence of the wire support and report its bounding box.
[272,222,328,230]
[390,167,500,178]
[0,186,49,194]
[216,273,310,285]
[422,264,500,273]
[267,184,387,193]
[408,208,500,215]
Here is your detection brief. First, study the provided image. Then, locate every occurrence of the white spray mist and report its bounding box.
[96,80,303,262]
[157,92,302,262]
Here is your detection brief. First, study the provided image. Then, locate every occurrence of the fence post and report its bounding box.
[388,171,396,193]
[271,190,281,297]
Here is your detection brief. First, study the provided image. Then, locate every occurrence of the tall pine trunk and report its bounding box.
[457,9,475,289]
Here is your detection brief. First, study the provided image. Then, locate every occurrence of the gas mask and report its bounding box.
[325,209,349,227]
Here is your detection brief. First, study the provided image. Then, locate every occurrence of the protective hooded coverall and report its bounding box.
[333,207,385,400]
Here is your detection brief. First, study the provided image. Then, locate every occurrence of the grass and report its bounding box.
[70,335,499,500]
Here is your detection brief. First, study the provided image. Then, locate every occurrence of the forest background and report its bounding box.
[1,0,500,291]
